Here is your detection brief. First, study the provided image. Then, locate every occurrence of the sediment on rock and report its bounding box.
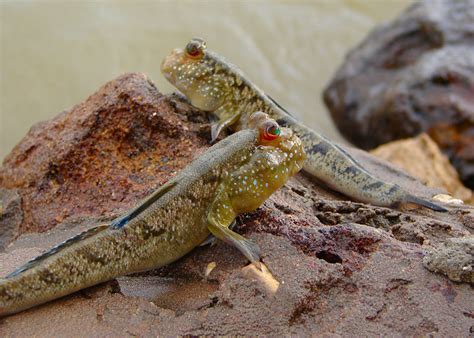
[423,236,474,284]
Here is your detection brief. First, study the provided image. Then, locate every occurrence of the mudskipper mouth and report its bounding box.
[160,49,181,82]
[160,59,174,81]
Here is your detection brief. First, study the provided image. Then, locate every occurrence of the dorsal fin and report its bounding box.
[5,224,109,279]
[110,181,177,229]
[330,142,372,176]
[210,111,241,143]
[266,94,295,118]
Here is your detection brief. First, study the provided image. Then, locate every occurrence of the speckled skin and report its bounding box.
[161,38,446,211]
[0,114,305,317]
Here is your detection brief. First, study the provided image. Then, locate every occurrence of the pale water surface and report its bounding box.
[0,0,411,160]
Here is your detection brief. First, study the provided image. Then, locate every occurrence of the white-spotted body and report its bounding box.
[161,38,448,212]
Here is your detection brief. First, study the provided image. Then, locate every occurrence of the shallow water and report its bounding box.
[0,0,411,160]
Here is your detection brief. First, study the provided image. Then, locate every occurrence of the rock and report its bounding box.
[0,72,209,235]
[0,188,23,250]
[323,0,474,189]
[371,133,473,204]
[1,203,473,335]
[1,73,473,335]
[241,263,280,296]
[428,122,474,189]
[433,194,464,206]
[423,237,474,284]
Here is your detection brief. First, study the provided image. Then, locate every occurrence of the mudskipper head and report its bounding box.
[161,37,233,112]
[249,112,306,185]
[226,112,306,213]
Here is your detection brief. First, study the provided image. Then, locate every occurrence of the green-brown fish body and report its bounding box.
[161,38,447,212]
[0,113,305,317]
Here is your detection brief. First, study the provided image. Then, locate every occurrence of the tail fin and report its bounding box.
[405,195,448,212]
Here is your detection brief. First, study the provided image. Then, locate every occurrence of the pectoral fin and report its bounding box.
[200,220,237,247]
[210,111,241,143]
[207,219,261,268]
[200,234,217,247]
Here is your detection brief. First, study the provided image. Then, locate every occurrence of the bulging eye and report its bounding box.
[185,40,205,58]
[262,121,281,141]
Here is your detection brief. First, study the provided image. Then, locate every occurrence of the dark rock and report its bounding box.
[1,73,473,335]
[429,122,474,190]
[323,0,474,188]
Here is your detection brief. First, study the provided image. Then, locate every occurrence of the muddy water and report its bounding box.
[0,0,411,160]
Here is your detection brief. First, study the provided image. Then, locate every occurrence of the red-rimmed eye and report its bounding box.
[262,122,281,141]
[185,41,203,58]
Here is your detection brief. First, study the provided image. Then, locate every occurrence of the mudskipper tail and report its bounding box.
[405,195,448,212]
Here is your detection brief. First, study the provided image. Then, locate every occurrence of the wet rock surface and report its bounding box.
[1,73,473,336]
[323,0,474,189]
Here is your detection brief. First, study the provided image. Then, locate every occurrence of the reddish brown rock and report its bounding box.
[0,72,208,235]
[323,0,474,189]
[0,73,473,336]
[1,178,473,336]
